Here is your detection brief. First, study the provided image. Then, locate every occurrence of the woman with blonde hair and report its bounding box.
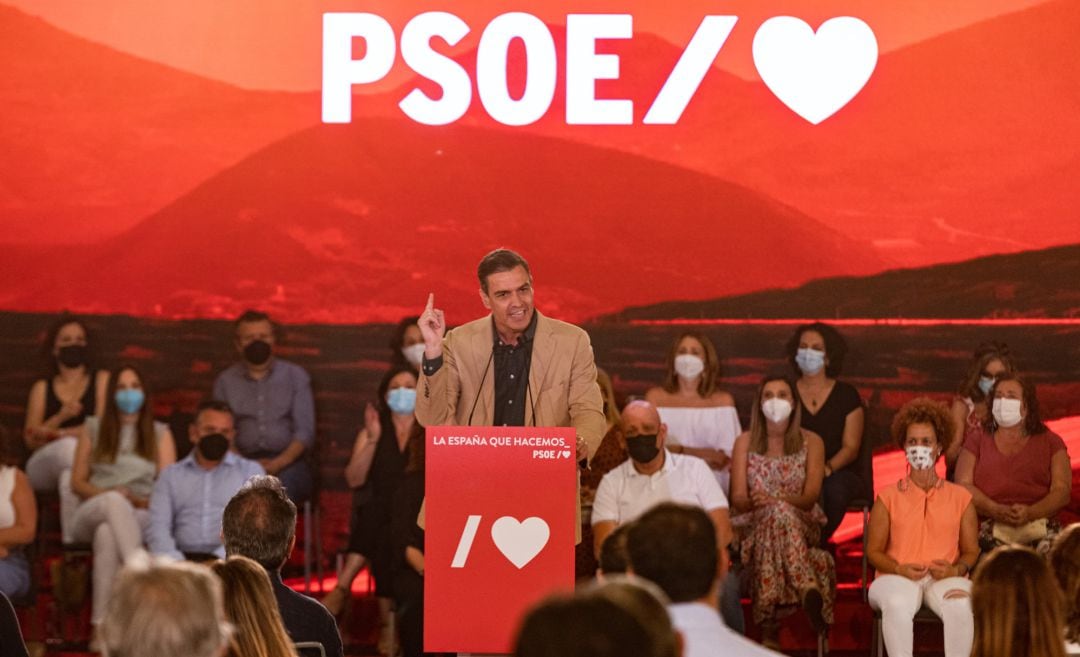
[645,331,740,495]
[211,556,297,657]
[1050,523,1080,654]
[971,545,1066,657]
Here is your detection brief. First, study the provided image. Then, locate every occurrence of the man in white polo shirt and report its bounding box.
[591,399,731,562]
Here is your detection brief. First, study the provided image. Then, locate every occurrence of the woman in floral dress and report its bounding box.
[730,376,835,648]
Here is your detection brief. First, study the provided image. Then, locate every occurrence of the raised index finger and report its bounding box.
[425,293,435,312]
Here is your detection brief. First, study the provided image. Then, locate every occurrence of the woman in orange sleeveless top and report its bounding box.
[867,398,978,657]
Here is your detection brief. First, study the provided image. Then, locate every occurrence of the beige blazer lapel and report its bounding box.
[466,318,495,426]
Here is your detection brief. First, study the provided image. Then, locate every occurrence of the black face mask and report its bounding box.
[243,340,272,365]
[57,344,88,368]
[626,434,661,464]
[197,433,230,461]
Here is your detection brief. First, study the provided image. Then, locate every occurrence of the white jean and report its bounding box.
[70,491,149,624]
[868,574,973,657]
[25,436,77,491]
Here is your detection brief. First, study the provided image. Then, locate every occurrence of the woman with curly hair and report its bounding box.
[867,398,978,657]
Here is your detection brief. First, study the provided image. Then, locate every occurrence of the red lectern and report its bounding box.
[424,426,577,653]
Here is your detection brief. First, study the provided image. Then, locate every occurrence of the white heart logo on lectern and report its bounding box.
[752,16,878,125]
[491,516,550,569]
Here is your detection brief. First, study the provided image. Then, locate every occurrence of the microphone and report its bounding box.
[526,374,537,427]
[466,347,495,426]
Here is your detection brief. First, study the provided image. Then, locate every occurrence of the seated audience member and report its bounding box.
[971,546,1067,657]
[645,331,741,496]
[148,401,263,560]
[591,399,737,628]
[787,322,865,544]
[626,503,782,657]
[514,579,679,657]
[1050,523,1080,654]
[23,314,109,493]
[213,310,315,504]
[955,373,1071,555]
[98,557,230,657]
[867,398,978,657]
[730,377,833,646]
[211,556,298,657]
[0,427,35,600]
[390,316,424,371]
[222,475,344,657]
[578,368,627,578]
[1,589,29,657]
[592,400,730,560]
[948,343,1014,473]
[71,366,176,627]
[597,522,633,577]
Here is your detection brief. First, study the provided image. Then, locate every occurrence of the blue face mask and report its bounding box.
[387,387,417,415]
[795,348,826,375]
[115,388,145,415]
[977,376,995,396]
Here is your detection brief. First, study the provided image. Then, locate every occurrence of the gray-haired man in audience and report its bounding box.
[222,475,343,657]
[98,557,229,657]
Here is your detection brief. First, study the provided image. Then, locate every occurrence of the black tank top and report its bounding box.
[44,371,98,429]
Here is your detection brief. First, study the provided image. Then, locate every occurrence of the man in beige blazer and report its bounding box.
[415,249,605,541]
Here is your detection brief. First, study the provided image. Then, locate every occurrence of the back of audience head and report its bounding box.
[971,545,1066,657]
[598,522,633,577]
[514,578,678,657]
[210,556,296,657]
[99,556,229,657]
[625,503,718,603]
[222,475,296,571]
[1051,523,1080,647]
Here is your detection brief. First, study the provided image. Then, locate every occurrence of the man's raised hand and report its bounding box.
[419,293,446,359]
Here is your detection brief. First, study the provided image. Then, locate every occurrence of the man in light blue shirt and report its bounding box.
[212,309,315,503]
[149,400,264,560]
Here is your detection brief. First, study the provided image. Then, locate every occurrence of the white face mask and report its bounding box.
[762,398,793,424]
[402,343,425,368]
[674,354,705,380]
[992,398,1024,428]
[905,445,936,470]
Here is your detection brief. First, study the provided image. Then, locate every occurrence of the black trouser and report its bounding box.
[821,469,862,544]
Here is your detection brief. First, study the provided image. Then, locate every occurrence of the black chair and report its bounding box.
[847,421,876,601]
[1,591,30,657]
[294,640,327,657]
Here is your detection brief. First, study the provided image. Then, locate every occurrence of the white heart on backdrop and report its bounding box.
[560,450,572,459]
[752,16,878,125]
[491,516,550,569]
